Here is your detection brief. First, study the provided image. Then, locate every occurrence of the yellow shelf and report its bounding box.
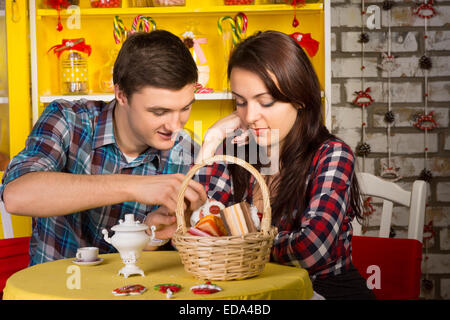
[39,92,232,103]
[36,4,323,17]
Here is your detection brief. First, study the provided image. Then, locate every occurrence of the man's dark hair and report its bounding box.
[113,30,198,99]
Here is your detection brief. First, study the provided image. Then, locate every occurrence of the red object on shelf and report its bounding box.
[224,0,254,5]
[91,0,121,8]
[0,237,30,299]
[351,235,422,300]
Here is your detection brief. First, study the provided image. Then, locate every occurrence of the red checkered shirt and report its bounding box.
[193,138,355,280]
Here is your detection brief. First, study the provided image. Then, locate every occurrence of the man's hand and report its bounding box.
[131,173,207,213]
[142,206,176,251]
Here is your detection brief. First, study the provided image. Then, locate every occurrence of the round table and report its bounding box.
[3,251,313,300]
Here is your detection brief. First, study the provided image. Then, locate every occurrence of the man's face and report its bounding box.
[116,84,195,153]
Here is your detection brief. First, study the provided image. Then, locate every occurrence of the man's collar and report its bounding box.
[92,99,116,149]
[92,99,184,167]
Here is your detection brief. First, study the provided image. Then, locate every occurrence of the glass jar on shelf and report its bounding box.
[49,38,92,95]
[130,0,152,6]
[99,48,119,93]
[181,20,210,89]
[224,0,254,5]
[152,0,185,6]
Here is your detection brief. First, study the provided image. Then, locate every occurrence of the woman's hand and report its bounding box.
[196,111,249,163]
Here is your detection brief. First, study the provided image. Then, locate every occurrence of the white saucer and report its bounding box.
[72,258,104,266]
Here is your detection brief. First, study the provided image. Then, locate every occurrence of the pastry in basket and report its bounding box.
[192,214,228,237]
[190,197,225,227]
[220,201,260,236]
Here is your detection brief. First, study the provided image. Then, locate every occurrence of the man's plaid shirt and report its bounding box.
[0,99,199,266]
[195,138,356,280]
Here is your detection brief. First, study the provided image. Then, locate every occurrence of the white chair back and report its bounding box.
[352,172,427,242]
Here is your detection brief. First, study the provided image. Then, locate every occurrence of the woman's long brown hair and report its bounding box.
[225,31,363,228]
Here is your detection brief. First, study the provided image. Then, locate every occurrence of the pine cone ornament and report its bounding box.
[382,0,394,10]
[419,168,433,183]
[356,142,371,157]
[358,32,370,44]
[384,111,395,123]
[422,279,434,291]
[389,227,396,238]
[419,55,432,70]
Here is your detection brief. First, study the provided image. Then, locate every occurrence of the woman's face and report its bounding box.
[230,67,298,149]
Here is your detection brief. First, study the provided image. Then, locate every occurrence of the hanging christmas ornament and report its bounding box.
[380,164,402,181]
[379,4,397,179]
[357,0,372,172]
[284,0,306,28]
[414,0,437,192]
[414,111,438,130]
[384,110,395,123]
[419,168,433,183]
[289,32,320,57]
[382,0,394,11]
[413,0,437,19]
[356,141,371,157]
[46,0,73,31]
[353,87,375,107]
[358,32,370,43]
[378,53,400,73]
[419,55,433,70]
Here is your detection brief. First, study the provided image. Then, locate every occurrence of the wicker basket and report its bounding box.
[173,155,277,281]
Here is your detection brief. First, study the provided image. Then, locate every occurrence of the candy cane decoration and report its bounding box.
[131,15,157,33]
[113,16,127,45]
[234,12,248,37]
[217,16,240,45]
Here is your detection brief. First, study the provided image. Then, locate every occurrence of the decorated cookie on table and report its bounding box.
[191,281,222,294]
[112,284,147,296]
[154,283,181,299]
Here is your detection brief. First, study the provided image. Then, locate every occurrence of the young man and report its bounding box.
[0,30,207,265]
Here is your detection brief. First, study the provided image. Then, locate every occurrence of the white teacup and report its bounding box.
[76,247,99,262]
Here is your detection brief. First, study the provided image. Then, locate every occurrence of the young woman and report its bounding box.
[196,31,375,300]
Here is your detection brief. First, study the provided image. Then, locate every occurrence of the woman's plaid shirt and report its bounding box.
[0,99,199,265]
[194,138,356,280]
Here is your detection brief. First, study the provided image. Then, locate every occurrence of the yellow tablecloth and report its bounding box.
[3,251,313,300]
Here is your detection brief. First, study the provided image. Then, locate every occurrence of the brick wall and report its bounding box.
[330,0,450,299]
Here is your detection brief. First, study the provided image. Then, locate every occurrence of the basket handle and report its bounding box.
[175,155,272,234]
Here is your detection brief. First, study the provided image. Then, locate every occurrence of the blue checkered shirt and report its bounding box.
[0,99,199,265]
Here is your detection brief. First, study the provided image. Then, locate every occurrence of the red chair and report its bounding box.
[0,236,30,299]
[351,173,427,300]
